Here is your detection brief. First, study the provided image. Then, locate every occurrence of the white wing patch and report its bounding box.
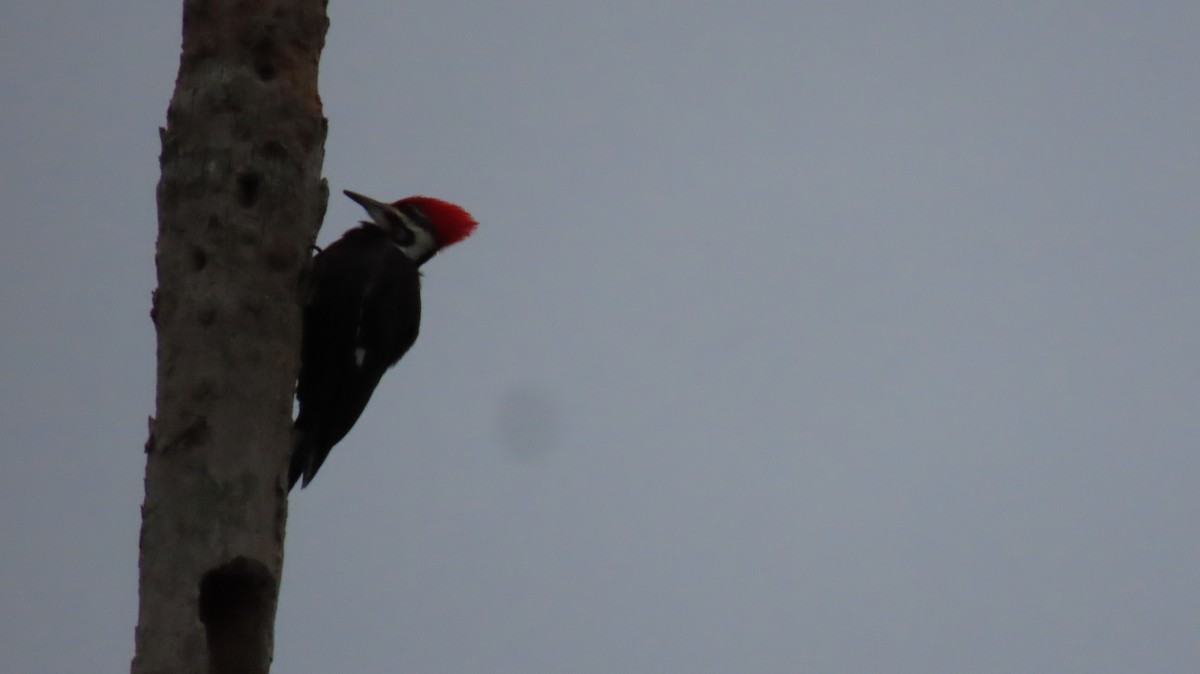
[353,275,375,368]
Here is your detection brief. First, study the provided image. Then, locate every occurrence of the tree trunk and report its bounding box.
[134,2,328,673]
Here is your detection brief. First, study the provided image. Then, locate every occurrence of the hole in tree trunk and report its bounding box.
[237,172,261,208]
[199,556,276,674]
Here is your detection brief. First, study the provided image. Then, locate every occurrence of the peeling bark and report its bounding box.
[134,2,329,673]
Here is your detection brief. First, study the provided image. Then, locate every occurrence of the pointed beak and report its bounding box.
[343,190,394,227]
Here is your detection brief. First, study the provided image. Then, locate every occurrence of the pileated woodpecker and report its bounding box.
[290,189,477,490]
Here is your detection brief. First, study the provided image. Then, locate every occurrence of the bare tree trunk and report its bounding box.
[134,2,328,673]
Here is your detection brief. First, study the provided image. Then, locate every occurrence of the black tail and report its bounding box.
[289,378,380,491]
[288,428,328,491]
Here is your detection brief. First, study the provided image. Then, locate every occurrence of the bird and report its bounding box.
[289,189,477,490]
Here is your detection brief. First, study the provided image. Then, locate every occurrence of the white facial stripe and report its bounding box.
[389,206,420,232]
[390,225,437,262]
[377,204,434,262]
[354,347,366,367]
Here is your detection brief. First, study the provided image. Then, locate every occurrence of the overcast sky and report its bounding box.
[2,2,1198,672]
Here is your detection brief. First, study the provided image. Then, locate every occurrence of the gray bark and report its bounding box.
[134,2,329,673]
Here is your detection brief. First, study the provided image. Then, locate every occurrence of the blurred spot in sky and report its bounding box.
[494,385,563,461]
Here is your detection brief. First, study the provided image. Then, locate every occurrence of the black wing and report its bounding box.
[290,229,421,489]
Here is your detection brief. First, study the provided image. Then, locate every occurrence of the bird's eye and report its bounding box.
[381,210,411,242]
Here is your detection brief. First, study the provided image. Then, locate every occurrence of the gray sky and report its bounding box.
[2,2,1198,672]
